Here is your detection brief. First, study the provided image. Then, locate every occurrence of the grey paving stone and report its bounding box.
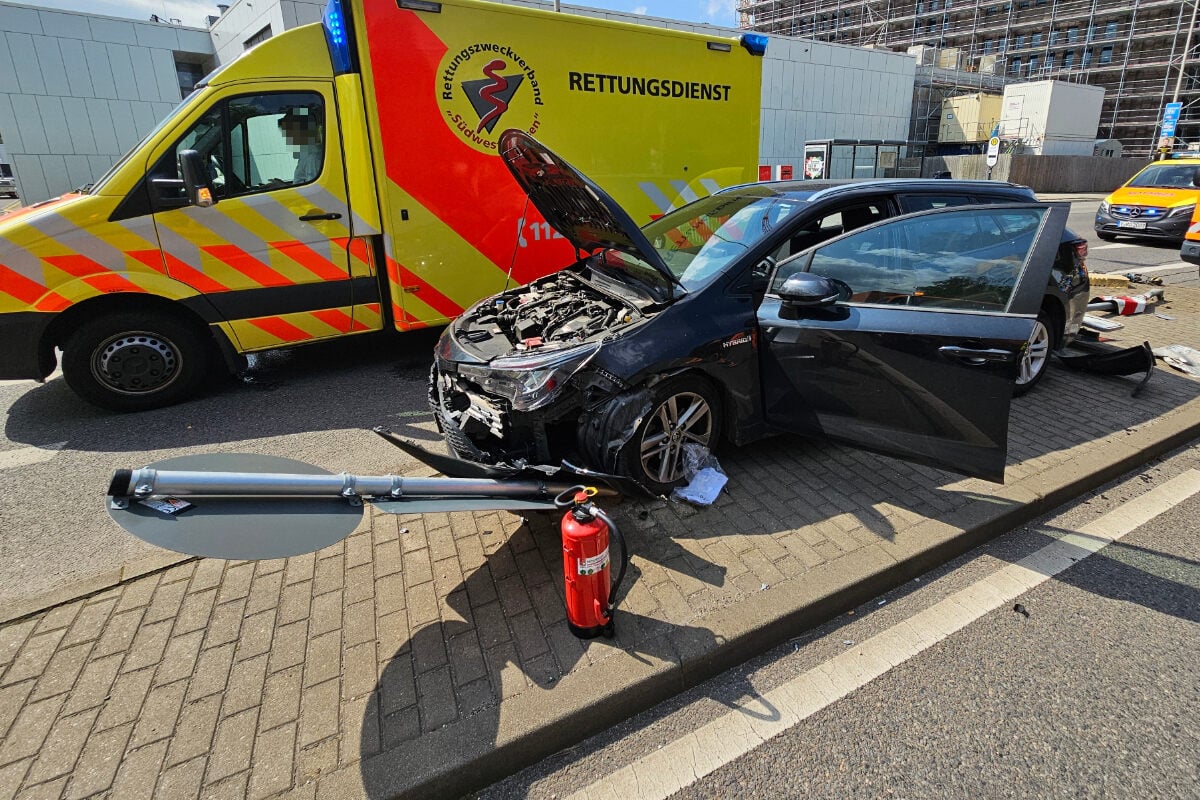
[2,630,65,687]
[129,679,186,749]
[247,722,295,799]
[204,706,257,783]
[309,590,343,638]
[63,720,132,799]
[298,678,340,748]
[164,694,221,767]
[24,707,99,785]
[258,663,301,732]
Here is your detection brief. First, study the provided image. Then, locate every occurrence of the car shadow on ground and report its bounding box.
[3,328,445,453]
[666,362,1200,548]
[358,511,730,799]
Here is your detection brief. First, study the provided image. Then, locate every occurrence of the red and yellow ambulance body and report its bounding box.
[0,0,763,409]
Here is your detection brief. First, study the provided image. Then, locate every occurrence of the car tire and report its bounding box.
[1096,231,1117,241]
[62,311,214,411]
[1013,310,1056,397]
[617,375,722,494]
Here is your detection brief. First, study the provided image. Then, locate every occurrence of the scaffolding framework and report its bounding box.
[739,0,1200,157]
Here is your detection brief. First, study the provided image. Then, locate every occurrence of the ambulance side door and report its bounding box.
[142,83,366,350]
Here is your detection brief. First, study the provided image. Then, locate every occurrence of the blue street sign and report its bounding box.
[1162,102,1183,137]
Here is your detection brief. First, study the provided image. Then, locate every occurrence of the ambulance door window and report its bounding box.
[147,91,325,204]
[226,93,325,191]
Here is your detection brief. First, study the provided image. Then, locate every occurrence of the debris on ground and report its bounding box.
[1081,314,1124,332]
[1153,344,1200,376]
[1124,272,1164,286]
[1013,603,1030,618]
[670,444,728,506]
[1087,288,1165,316]
[1056,341,1154,397]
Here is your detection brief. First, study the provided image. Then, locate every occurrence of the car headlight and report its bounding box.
[459,343,601,411]
[1098,200,1111,214]
[1168,204,1196,218]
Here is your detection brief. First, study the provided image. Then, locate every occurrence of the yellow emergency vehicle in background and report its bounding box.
[0,0,764,410]
[1094,153,1200,245]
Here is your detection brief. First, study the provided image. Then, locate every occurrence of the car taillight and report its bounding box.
[1073,240,1088,260]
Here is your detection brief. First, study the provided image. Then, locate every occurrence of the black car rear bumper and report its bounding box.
[1182,241,1200,266]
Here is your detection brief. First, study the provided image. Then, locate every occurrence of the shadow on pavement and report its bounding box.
[3,328,444,453]
[359,513,726,799]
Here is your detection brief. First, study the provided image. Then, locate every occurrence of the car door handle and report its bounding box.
[298,211,342,221]
[939,346,1017,364]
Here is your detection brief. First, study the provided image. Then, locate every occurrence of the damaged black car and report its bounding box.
[430,130,1080,492]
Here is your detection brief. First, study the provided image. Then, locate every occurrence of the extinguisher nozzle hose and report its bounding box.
[592,506,629,618]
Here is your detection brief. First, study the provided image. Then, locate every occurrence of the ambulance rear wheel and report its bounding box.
[63,311,214,411]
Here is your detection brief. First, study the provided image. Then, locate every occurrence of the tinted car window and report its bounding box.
[773,207,1044,311]
[897,193,972,212]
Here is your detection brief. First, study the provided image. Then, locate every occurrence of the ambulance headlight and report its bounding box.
[1167,204,1195,218]
[460,343,600,411]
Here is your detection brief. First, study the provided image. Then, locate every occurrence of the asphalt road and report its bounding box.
[0,195,1194,610]
[1061,197,1197,285]
[480,442,1200,800]
[0,328,444,607]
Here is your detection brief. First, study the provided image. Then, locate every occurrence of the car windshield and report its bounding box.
[639,194,806,291]
[1126,164,1200,189]
[600,194,796,293]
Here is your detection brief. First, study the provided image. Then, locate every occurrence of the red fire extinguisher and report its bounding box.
[556,486,629,639]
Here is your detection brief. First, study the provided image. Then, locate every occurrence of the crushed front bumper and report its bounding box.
[429,363,583,465]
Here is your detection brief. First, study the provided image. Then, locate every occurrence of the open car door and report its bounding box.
[756,203,1069,482]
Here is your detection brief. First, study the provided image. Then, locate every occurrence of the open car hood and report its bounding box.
[498,129,677,296]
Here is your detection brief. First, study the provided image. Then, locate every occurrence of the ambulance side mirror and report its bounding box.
[179,149,216,208]
[1192,168,1200,188]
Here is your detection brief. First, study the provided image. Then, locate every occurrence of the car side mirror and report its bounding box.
[179,149,216,208]
[1192,167,1200,188]
[777,272,841,307]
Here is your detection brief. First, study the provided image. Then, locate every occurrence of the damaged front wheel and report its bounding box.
[620,376,722,495]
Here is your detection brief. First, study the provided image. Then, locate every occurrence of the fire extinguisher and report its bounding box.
[555,486,629,639]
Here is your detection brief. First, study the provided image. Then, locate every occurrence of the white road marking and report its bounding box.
[1091,242,1142,250]
[0,442,68,470]
[566,469,1200,800]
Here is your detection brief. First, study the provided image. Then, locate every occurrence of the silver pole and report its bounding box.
[112,468,576,500]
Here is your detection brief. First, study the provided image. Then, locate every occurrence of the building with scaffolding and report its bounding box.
[738,0,1198,158]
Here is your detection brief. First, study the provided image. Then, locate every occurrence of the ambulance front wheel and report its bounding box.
[62,311,215,411]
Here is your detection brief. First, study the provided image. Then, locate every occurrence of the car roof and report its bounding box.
[716,178,1034,203]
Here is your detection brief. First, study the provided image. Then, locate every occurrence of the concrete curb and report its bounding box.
[0,552,195,626]
[356,393,1200,799]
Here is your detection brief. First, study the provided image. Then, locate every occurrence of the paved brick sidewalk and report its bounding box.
[3,287,1200,799]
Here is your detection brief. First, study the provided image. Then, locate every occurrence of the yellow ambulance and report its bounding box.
[1094,154,1200,243]
[0,0,764,409]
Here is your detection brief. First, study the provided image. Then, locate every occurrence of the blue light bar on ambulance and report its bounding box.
[740,33,769,56]
[322,0,353,74]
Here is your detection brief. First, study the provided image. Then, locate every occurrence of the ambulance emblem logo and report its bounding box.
[462,60,524,134]
[439,43,544,154]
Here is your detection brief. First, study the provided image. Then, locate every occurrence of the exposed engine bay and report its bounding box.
[453,269,646,358]
[433,268,659,465]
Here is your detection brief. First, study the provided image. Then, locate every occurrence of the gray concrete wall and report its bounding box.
[0,2,214,202]
[916,154,1147,193]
